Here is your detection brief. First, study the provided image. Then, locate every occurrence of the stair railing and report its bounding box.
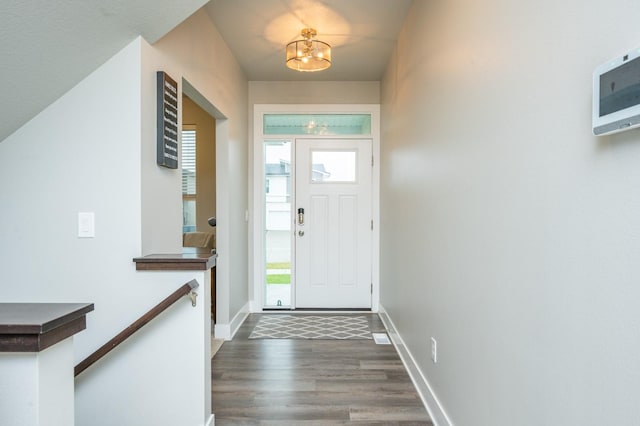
[75,279,199,377]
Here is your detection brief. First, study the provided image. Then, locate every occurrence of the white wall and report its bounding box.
[381,1,640,425]
[143,8,249,329]
[249,81,379,105]
[0,7,248,425]
[0,38,210,426]
[0,338,75,426]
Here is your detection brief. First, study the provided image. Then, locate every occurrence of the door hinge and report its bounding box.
[371,220,373,231]
[371,283,373,294]
[372,155,374,167]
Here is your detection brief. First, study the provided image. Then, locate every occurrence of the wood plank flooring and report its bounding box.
[212,314,432,425]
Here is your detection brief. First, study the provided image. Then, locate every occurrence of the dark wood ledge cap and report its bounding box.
[0,303,94,352]
[133,253,217,271]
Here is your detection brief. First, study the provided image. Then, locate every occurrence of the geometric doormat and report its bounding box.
[249,315,373,340]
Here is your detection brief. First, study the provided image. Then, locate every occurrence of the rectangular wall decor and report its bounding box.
[157,71,179,169]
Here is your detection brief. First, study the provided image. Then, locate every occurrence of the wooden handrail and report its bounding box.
[75,279,199,377]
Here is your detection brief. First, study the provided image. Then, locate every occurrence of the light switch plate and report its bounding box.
[78,212,95,238]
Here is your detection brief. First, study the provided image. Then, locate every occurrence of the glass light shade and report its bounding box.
[285,39,331,72]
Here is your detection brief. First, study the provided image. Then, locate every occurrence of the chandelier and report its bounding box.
[285,28,332,72]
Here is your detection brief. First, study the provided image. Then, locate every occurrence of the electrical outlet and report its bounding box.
[431,337,437,363]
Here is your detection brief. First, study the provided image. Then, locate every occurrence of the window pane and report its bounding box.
[182,129,196,195]
[182,127,197,233]
[264,140,292,307]
[182,199,196,233]
[311,150,357,182]
[264,114,371,135]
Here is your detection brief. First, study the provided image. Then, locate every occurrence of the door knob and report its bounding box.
[298,230,305,237]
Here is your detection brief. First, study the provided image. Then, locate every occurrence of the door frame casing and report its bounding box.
[250,104,380,312]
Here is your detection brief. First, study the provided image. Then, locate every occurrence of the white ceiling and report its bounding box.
[204,0,413,81]
[0,0,207,142]
[0,0,412,142]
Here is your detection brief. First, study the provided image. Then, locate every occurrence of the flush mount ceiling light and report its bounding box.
[285,28,331,72]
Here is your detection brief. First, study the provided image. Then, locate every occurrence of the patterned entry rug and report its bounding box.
[249,315,373,340]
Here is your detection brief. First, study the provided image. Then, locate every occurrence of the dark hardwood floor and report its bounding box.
[212,313,433,425]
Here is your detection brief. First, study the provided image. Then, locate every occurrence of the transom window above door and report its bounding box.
[263,114,371,136]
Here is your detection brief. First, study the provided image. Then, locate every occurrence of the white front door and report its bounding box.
[294,139,372,308]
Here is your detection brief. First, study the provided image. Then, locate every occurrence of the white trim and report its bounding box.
[249,300,261,313]
[378,305,453,426]
[230,302,250,339]
[205,414,214,426]
[214,323,230,340]
[251,104,380,311]
[181,78,232,354]
[215,302,250,340]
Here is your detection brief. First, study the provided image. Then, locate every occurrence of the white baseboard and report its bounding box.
[214,302,250,341]
[230,302,250,339]
[205,413,214,426]
[249,300,261,312]
[213,322,230,340]
[378,305,453,426]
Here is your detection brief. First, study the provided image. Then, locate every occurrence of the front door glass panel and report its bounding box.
[311,150,357,183]
[264,140,292,307]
